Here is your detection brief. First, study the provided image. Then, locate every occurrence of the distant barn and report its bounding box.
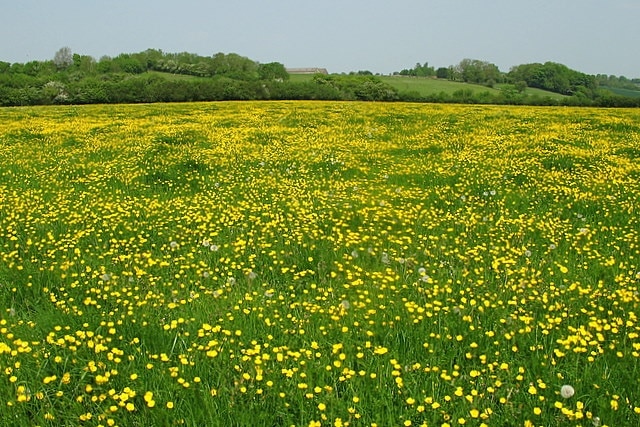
[286,67,329,75]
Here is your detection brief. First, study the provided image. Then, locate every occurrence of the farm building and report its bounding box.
[286,67,329,75]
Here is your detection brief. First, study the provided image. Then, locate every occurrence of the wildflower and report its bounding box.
[169,241,179,249]
[560,385,575,398]
[210,244,219,251]
[100,273,111,282]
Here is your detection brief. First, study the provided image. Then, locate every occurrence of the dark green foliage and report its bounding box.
[1,48,640,107]
[507,62,598,96]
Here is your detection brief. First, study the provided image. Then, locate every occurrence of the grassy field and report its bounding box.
[288,73,567,100]
[602,86,640,98]
[1,101,640,426]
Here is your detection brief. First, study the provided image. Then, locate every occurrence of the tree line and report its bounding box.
[1,48,638,107]
[394,58,640,106]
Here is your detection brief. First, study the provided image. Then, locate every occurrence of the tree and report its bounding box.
[54,47,73,70]
[434,67,449,79]
[456,59,501,86]
[258,62,289,81]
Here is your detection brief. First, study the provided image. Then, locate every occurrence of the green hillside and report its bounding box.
[603,86,640,98]
[289,74,567,101]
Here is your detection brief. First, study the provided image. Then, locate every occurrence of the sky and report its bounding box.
[1,0,639,77]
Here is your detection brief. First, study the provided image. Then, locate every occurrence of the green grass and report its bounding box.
[381,76,500,96]
[0,102,639,427]
[602,86,640,98]
[289,73,568,100]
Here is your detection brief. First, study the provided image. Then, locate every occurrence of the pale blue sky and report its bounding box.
[2,0,639,77]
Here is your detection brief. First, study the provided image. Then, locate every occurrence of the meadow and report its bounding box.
[0,101,639,427]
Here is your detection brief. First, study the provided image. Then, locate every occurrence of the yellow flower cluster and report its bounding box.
[0,101,639,426]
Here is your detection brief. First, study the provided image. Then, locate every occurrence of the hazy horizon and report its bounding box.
[2,0,639,78]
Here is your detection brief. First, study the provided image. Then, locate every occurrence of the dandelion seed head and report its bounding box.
[560,385,575,398]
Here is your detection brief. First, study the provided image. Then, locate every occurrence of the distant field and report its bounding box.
[289,73,567,100]
[603,86,640,98]
[380,76,499,96]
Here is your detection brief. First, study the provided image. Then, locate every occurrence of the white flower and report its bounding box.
[210,244,219,252]
[381,252,390,264]
[549,243,557,250]
[418,267,426,275]
[226,277,236,286]
[489,190,496,196]
[592,416,601,427]
[340,300,350,310]
[100,273,111,282]
[560,384,575,398]
[524,250,532,257]
[169,241,179,249]
[201,239,210,247]
[247,271,258,281]
[351,250,359,259]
